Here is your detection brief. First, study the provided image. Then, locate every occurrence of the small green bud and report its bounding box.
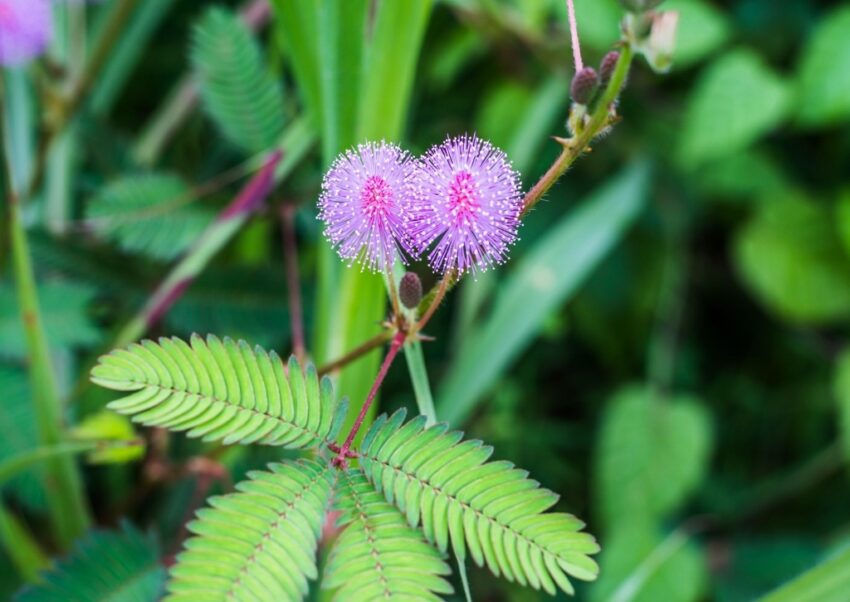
[599,51,621,88]
[570,67,600,106]
[618,0,665,12]
[399,272,423,310]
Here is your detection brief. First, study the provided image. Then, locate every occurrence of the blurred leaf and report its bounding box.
[734,195,850,323]
[1,69,34,193]
[572,0,621,51]
[16,524,165,602]
[695,149,790,202]
[591,522,706,602]
[795,6,850,127]
[596,386,712,526]
[680,50,789,165]
[760,544,850,602]
[475,82,533,149]
[71,412,144,464]
[667,0,732,69]
[86,173,214,261]
[0,367,44,510]
[833,349,850,464]
[192,7,286,154]
[0,281,101,358]
[439,162,650,425]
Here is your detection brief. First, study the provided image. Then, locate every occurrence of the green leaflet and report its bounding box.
[167,460,335,602]
[86,173,214,261]
[324,471,453,601]
[91,335,347,449]
[761,545,850,602]
[357,409,600,596]
[795,6,850,127]
[191,7,286,154]
[16,523,165,602]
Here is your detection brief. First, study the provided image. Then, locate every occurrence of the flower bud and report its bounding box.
[399,272,423,309]
[644,10,679,73]
[570,67,600,106]
[599,51,621,88]
[618,0,665,12]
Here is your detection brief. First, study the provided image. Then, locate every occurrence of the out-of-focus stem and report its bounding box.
[414,270,453,333]
[0,503,48,582]
[318,331,394,377]
[281,204,306,362]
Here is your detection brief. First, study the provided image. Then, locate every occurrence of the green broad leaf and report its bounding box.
[192,7,286,154]
[795,7,850,127]
[591,523,706,602]
[92,335,346,449]
[167,460,334,602]
[572,0,621,51]
[596,386,712,527]
[86,173,214,261]
[0,367,44,510]
[0,281,101,358]
[358,409,600,596]
[439,163,650,426]
[695,150,790,202]
[16,523,165,602]
[666,0,732,70]
[680,50,789,166]
[833,349,850,463]
[323,471,453,601]
[760,545,850,602]
[734,195,850,323]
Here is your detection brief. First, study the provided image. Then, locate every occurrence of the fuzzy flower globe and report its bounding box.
[318,141,416,271]
[410,134,522,274]
[0,0,52,66]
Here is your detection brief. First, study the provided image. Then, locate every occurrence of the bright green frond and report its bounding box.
[16,523,165,601]
[92,335,346,448]
[192,7,286,154]
[324,470,453,601]
[358,410,600,597]
[166,459,335,602]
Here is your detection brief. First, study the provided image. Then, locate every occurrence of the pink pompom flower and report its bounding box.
[410,134,522,274]
[318,141,417,271]
[0,0,52,66]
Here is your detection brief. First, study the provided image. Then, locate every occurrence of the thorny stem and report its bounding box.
[318,330,394,377]
[565,0,583,71]
[281,205,306,362]
[332,331,406,467]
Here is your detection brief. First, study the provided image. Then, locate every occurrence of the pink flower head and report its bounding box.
[0,0,52,66]
[318,141,416,271]
[411,134,522,274]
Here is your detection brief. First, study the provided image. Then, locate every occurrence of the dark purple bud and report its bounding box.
[599,51,621,88]
[570,67,600,106]
[399,272,423,309]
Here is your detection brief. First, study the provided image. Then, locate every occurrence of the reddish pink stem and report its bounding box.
[566,0,583,71]
[333,331,406,466]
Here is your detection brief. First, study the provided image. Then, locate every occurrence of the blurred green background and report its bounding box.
[2,0,850,600]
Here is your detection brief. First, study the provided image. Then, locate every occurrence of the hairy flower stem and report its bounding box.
[318,330,394,377]
[281,204,306,362]
[414,271,453,334]
[565,0,583,71]
[333,331,406,466]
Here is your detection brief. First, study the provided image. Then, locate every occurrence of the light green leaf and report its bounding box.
[192,7,285,154]
[572,0,621,51]
[86,173,213,261]
[680,50,789,165]
[796,7,850,127]
[596,386,712,526]
[761,545,850,602]
[833,349,850,463]
[734,195,850,323]
[666,0,731,69]
[16,523,165,602]
[439,163,649,425]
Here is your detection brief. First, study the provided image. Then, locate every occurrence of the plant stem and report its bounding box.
[0,503,48,582]
[281,204,306,362]
[318,331,394,377]
[415,271,453,333]
[565,0,583,71]
[403,340,437,426]
[334,331,406,463]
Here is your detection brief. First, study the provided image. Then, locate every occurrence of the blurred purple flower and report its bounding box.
[0,0,52,67]
[318,141,417,271]
[411,134,522,275]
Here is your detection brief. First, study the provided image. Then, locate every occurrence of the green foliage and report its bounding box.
[796,6,850,127]
[192,7,286,154]
[0,281,101,358]
[324,471,453,600]
[91,336,346,448]
[0,367,43,510]
[666,0,731,69]
[167,460,333,601]
[596,386,712,527]
[680,50,789,165]
[86,173,213,261]
[16,524,165,601]
[734,195,850,323]
[833,350,850,463]
[761,545,850,602]
[440,163,649,425]
[358,410,600,596]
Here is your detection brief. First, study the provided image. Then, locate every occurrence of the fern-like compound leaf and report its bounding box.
[358,410,600,596]
[16,523,165,601]
[323,471,454,601]
[167,459,335,602]
[91,335,346,449]
[192,7,286,154]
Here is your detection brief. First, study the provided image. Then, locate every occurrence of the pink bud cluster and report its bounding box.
[318,135,523,276]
